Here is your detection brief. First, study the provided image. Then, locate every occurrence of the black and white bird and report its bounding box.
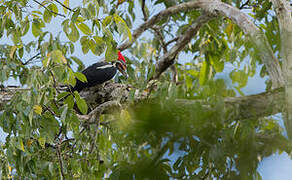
[71,51,127,92]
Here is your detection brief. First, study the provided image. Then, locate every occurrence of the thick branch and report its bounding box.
[78,101,121,122]
[118,0,284,88]
[0,84,285,121]
[153,14,213,79]
[271,0,292,138]
[176,87,284,120]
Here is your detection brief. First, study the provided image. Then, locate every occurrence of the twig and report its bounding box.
[43,105,59,117]
[61,138,75,145]
[49,70,60,93]
[54,127,63,141]
[56,144,65,179]
[150,25,179,84]
[141,0,148,21]
[165,37,179,46]
[239,0,250,9]
[54,0,73,11]
[23,52,41,65]
[151,26,167,53]
[32,0,66,17]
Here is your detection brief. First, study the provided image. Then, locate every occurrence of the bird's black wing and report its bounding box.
[72,61,117,92]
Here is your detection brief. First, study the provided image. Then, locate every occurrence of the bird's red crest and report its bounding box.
[118,51,126,63]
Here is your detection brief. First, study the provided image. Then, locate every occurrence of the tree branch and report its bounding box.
[23,52,41,65]
[152,14,213,79]
[54,0,72,12]
[77,101,121,123]
[165,37,179,46]
[271,0,292,138]
[0,83,285,122]
[56,143,65,179]
[141,0,148,21]
[32,0,66,17]
[117,0,284,88]
[239,0,250,9]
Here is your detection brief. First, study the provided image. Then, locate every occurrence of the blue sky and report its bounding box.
[1,0,292,179]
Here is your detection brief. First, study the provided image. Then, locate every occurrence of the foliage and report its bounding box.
[0,0,289,179]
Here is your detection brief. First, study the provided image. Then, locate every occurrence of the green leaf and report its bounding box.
[60,105,68,123]
[93,36,106,55]
[71,56,85,71]
[64,95,74,109]
[71,8,80,22]
[68,22,80,42]
[88,3,96,17]
[50,50,67,64]
[81,8,91,20]
[105,44,117,62]
[113,14,132,41]
[32,20,42,37]
[57,92,70,100]
[68,68,76,86]
[74,72,87,83]
[74,91,88,114]
[80,36,90,54]
[48,3,58,17]
[185,75,193,90]
[18,139,25,152]
[102,16,112,26]
[63,0,69,14]
[230,70,248,88]
[199,60,210,85]
[18,47,24,58]
[209,54,224,72]
[43,9,52,23]
[76,22,91,35]
[21,18,30,36]
[38,137,46,148]
[89,39,97,54]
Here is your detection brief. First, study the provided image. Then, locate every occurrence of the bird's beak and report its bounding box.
[118,63,128,79]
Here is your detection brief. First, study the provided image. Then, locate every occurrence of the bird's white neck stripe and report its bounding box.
[96,64,114,69]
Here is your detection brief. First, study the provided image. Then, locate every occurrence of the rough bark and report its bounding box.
[271,0,292,138]
[0,84,284,121]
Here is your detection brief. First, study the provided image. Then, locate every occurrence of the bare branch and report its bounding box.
[32,0,66,17]
[56,144,65,179]
[151,26,167,53]
[152,14,213,79]
[54,0,72,12]
[117,0,284,88]
[165,37,179,46]
[239,0,250,9]
[23,52,41,65]
[141,0,148,21]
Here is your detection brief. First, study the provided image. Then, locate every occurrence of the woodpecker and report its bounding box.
[71,51,127,92]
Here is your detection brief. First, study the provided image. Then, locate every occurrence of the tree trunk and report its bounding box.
[271,0,292,138]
